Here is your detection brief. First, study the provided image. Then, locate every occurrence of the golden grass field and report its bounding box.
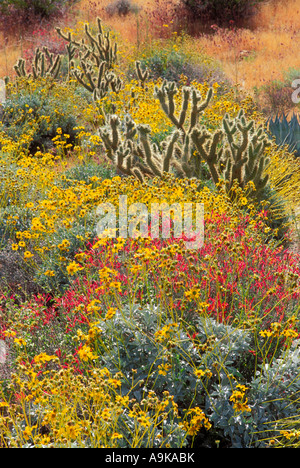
[0,0,299,93]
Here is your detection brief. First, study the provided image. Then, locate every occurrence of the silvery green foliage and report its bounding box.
[96,306,253,401]
[195,316,251,375]
[249,343,300,443]
[91,305,300,447]
[206,341,300,447]
[96,303,200,402]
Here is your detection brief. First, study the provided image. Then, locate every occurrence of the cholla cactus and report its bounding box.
[14,47,62,80]
[57,18,118,70]
[56,17,121,100]
[100,79,271,200]
[191,110,270,196]
[73,59,122,101]
[154,80,213,135]
[100,81,214,182]
[135,61,149,88]
[99,114,181,182]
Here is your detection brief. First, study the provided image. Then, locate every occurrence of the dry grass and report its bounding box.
[191,0,300,91]
[69,0,300,92]
[0,0,299,91]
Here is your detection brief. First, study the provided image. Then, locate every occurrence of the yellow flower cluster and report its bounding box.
[183,407,212,435]
[154,323,179,344]
[259,315,298,340]
[0,360,210,447]
[229,384,251,414]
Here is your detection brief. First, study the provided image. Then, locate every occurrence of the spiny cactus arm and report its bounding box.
[137,125,163,177]
[189,87,213,132]
[114,145,133,175]
[48,54,62,79]
[99,130,115,161]
[73,61,96,92]
[97,17,103,35]
[129,142,157,177]
[223,153,232,185]
[231,131,249,185]
[223,114,255,186]
[56,28,81,48]
[109,115,121,150]
[42,46,52,63]
[132,167,145,183]
[110,74,122,94]
[178,87,190,128]
[99,115,121,160]
[114,142,152,181]
[154,85,169,117]
[66,41,77,61]
[14,58,26,77]
[84,23,98,48]
[163,130,180,173]
[252,157,269,188]
[180,134,194,178]
[222,115,237,147]
[32,65,38,80]
[154,81,182,130]
[254,173,269,194]
[32,48,43,77]
[84,20,117,68]
[135,61,149,87]
[73,69,94,92]
[124,116,137,141]
[191,127,223,185]
[96,61,106,89]
[245,145,270,188]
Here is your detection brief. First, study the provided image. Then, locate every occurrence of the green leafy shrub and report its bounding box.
[133,46,229,87]
[0,80,84,153]
[208,342,300,447]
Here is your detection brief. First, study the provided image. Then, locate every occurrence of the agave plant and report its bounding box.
[267,112,300,157]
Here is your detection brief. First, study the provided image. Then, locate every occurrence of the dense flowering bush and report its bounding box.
[1,195,300,446]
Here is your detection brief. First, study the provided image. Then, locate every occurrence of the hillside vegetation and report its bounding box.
[0,0,300,448]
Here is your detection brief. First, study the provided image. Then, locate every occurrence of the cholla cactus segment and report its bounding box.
[99,113,182,180]
[100,79,271,202]
[154,80,213,134]
[135,61,149,88]
[14,47,62,80]
[56,18,121,100]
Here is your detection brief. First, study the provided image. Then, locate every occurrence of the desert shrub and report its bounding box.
[255,80,295,116]
[137,48,228,86]
[180,0,261,25]
[0,0,70,18]
[62,160,117,187]
[104,0,140,17]
[0,79,86,153]
[207,342,300,447]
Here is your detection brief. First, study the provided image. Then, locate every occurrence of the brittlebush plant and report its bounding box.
[0,350,211,447]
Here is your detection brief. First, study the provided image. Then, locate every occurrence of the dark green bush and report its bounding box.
[135,47,229,87]
[0,80,87,153]
[0,0,68,17]
[181,0,260,25]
